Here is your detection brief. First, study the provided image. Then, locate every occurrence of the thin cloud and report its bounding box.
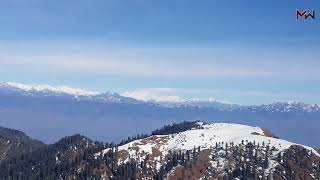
[121,88,183,102]
[1,41,320,79]
[120,88,320,105]
[120,88,267,103]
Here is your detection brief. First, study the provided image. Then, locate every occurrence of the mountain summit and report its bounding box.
[96,122,320,179]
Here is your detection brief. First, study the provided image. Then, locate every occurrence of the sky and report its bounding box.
[0,0,320,105]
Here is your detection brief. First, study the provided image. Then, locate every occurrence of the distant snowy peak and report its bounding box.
[0,82,139,104]
[156,99,320,112]
[0,82,99,96]
[252,101,320,113]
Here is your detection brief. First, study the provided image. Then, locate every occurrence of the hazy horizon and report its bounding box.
[1,81,319,106]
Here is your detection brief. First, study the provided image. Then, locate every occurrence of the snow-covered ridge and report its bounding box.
[97,122,320,174]
[103,122,319,157]
[0,82,100,96]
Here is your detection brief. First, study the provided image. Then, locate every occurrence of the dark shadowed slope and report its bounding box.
[0,126,44,162]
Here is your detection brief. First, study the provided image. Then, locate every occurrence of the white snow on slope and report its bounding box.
[97,122,320,170]
[0,82,99,96]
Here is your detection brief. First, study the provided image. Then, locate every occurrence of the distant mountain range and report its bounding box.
[0,82,319,147]
[0,121,319,179]
[0,82,141,104]
[2,82,319,112]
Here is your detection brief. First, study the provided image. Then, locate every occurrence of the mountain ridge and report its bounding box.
[1,81,319,111]
[0,81,319,148]
[94,121,320,179]
[1,122,319,179]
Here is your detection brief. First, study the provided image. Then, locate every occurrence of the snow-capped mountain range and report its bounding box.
[0,82,99,96]
[0,82,140,104]
[0,82,319,113]
[0,82,319,147]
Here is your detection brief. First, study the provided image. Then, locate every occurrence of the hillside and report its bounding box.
[0,126,44,162]
[96,122,320,179]
[0,122,319,179]
[0,134,107,179]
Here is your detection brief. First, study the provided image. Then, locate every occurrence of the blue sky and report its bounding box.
[0,0,320,104]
